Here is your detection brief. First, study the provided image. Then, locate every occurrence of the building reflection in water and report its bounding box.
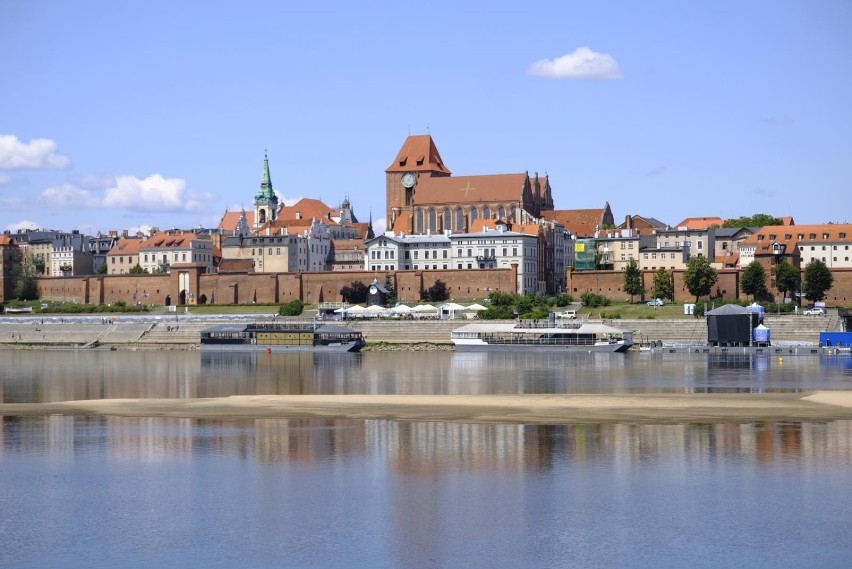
[3,415,850,469]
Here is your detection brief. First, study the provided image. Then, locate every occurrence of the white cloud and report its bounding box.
[102,174,214,212]
[0,134,71,169]
[28,174,215,215]
[274,191,301,207]
[373,216,387,236]
[5,220,40,232]
[40,183,102,208]
[528,47,623,80]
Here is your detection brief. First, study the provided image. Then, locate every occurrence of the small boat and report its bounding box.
[200,322,365,352]
[3,306,33,314]
[451,322,633,353]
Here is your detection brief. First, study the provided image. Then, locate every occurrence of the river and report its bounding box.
[1,350,851,568]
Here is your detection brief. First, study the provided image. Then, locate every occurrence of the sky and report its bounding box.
[1,0,851,237]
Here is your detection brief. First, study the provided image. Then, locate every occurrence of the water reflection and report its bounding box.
[4,350,852,404]
[4,415,851,470]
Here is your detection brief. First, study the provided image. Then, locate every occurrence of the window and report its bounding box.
[497,206,505,219]
[503,247,507,256]
[413,251,418,259]
[443,208,451,231]
[470,209,478,222]
[455,208,464,231]
[424,250,429,259]
[482,206,491,219]
[415,210,424,233]
[467,249,472,257]
[428,209,437,232]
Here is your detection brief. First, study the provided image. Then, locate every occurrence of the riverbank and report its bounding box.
[0,313,836,349]
[2,392,852,424]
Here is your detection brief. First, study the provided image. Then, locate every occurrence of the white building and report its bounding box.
[365,224,540,294]
[139,231,214,274]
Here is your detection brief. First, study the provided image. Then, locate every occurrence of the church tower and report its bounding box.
[385,134,451,231]
[254,151,279,230]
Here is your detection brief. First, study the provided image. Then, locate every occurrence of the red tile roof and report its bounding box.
[541,209,606,237]
[141,232,202,250]
[278,198,337,221]
[386,134,451,175]
[414,173,530,206]
[0,235,15,246]
[740,223,852,253]
[218,258,253,273]
[673,216,725,230]
[219,210,254,233]
[107,237,144,256]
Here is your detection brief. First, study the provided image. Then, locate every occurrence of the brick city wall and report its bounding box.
[29,265,852,307]
[568,268,741,302]
[33,266,518,306]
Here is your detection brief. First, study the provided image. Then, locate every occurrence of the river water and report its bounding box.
[1,350,851,568]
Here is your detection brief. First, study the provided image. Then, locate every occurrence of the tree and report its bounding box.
[340,281,368,303]
[722,213,783,228]
[383,274,396,304]
[803,259,833,302]
[96,261,108,275]
[774,261,800,304]
[683,256,718,302]
[422,279,448,302]
[623,259,643,302]
[652,268,674,301]
[128,264,147,274]
[741,261,768,301]
[13,270,38,301]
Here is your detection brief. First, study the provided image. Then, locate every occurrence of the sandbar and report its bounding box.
[2,392,852,424]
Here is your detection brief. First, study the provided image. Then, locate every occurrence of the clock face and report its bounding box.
[369,286,378,295]
[401,172,416,188]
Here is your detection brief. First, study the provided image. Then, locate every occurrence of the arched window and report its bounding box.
[470,208,479,223]
[510,206,517,222]
[455,208,465,231]
[415,209,424,233]
[428,208,437,232]
[259,209,267,224]
[442,208,451,231]
[482,206,491,220]
[497,206,505,220]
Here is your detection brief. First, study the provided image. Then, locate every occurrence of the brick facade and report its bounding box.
[33,266,519,306]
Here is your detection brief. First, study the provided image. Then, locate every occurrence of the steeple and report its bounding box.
[253,150,279,230]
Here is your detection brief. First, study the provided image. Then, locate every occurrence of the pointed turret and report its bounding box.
[254,151,279,230]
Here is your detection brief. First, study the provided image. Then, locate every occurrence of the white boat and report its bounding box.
[451,322,633,353]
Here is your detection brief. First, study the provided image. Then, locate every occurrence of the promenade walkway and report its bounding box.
[0,312,838,349]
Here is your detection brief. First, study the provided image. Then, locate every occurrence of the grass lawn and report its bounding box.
[578,300,695,320]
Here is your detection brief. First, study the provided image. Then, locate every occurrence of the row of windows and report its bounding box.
[802,245,851,251]
[759,232,847,241]
[412,206,518,233]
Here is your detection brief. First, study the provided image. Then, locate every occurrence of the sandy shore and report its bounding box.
[2,392,852,424]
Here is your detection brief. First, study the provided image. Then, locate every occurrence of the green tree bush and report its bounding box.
[741,261,768,301]
[278,299,304,316]
[803,259,833,302]
[683,256,718,302]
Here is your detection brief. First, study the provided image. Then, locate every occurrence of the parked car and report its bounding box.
[803,307,825,316]
[557,309,577,319]
[646,298,664,306]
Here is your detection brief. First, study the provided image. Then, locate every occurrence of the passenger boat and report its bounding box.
[451,322,633,353]
[200,322,365,352]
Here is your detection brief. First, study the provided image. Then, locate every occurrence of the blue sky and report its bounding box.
[2,0,850,236]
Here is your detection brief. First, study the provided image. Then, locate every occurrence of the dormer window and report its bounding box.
[823,233,829,239]
[840,232,847,239]
[399,158,407,167]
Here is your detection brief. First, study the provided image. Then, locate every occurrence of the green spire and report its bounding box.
[255,150,279,206]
